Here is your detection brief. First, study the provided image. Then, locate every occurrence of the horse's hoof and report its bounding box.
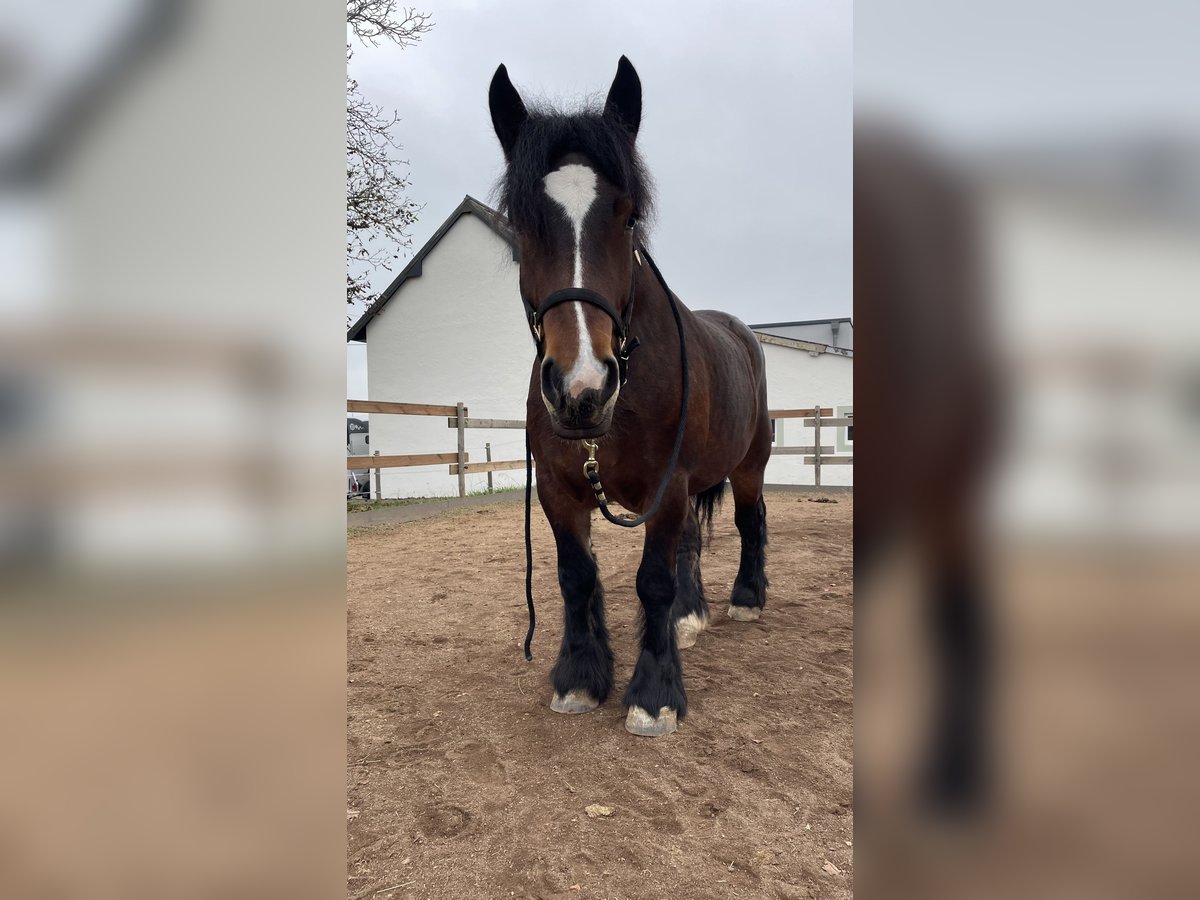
[624,705,678,736]
[675,612,708,649]
[727,604,762,622]
[550,690,599,714]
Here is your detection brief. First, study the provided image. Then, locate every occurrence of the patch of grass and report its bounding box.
[348,496,440,513]
[468,485,523,498]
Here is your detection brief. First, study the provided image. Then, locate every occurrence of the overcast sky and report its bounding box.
[347,0,851,399]
[855,0,1200,149]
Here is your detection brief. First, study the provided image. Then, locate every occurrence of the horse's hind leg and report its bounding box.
[671,505,708,649]
[728,466,769,620]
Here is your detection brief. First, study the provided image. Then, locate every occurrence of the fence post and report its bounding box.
[813,405,822,488]
[485,442,493,493]
[373,449,381,501]
[456,402,467,498]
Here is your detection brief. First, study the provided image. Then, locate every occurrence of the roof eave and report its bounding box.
[346,195,515,343]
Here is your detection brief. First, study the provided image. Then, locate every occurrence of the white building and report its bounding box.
[754,331,854,488]
[347,196,853,498]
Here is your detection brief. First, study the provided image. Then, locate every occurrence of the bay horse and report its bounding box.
[489,57,772,736]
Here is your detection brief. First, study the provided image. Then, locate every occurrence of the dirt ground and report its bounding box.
[347,489,853,900]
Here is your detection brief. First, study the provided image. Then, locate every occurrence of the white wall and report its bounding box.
[365,214,535,498]
[761,343,854,487]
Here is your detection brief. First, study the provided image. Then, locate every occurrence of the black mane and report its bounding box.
[494,102,655,242]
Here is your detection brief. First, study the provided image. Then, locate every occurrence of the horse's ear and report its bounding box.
[489,64,527,159]
[604,56,641,139]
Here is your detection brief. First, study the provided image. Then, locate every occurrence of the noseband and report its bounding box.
[521,223,643,384]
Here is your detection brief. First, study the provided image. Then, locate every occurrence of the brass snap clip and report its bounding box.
[582,439,600,480]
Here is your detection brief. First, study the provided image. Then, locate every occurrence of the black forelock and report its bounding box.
[493,101,654,243]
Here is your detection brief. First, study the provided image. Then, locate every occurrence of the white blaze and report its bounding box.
[543,164,608,397]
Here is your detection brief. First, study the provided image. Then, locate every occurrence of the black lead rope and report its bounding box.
[584,246,689,529]
[522,243,689,660]
[523,428,536,660]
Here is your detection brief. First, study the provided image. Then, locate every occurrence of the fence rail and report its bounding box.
[449,459,531,476]
[348,399,460,417]
[771,407,833,418]
[346,452,462,470]
[348,400,851,498]
[445,417,525,430]
[768,405,853,486]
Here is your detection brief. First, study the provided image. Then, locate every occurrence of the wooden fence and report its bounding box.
[347,400,852,498]
[766,407,853,487]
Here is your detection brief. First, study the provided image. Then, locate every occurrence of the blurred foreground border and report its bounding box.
[855,2,1200,898]
[0,2,346,898]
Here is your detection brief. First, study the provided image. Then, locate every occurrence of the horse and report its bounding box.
[488,57,772,736]
[854,121,1001,811]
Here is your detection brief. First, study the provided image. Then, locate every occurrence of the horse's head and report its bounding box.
[489,57,649,439]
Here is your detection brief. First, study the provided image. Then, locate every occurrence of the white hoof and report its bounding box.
[550,690,599,714]
[624,705,678,736]
[675,612,708,649]
[727,604,762,621]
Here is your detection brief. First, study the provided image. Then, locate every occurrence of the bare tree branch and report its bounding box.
[348,1,433,47]
[346,4,433,311]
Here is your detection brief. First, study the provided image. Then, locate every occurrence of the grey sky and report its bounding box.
[854,0,1200,148]
[347,0,851,399]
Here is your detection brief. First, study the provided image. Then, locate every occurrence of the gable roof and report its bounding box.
[347,195,516,343]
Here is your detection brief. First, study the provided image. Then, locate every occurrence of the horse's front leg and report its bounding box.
[624,486,688,736]
[547,502,614,714]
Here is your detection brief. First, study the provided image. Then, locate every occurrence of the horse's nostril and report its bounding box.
[601,358,619,402]
[541,359,562,405]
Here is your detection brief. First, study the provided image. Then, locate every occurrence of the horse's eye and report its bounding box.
[625,215,638,231]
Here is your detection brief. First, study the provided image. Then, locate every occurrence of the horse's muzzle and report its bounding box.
[541,357,619,438]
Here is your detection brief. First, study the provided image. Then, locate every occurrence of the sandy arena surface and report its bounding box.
[347,489,852,899]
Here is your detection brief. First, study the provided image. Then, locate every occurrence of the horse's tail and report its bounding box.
[692,480,726,545]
